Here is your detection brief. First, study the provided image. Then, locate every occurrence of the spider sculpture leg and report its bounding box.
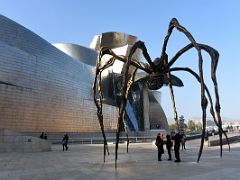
[128,41,182,133]
[167,78,180,131]
[97,45,152,167]
[94,48,139,167]
[103,48,152,74]
[122,67,138,154]
[125,67,138,153]
[170,67,230,153]
[161,53,180,132]
[114,44,142,168]
[122,111,130,153]
[193,45,224,154]
[115,69,138,168]
[115,41,158,160]
[166,43,229,158]
[160,18,208,162]
[209,48,225,156]
[99,50,137,161]
[99,42,156,168]
[92,54,117,162]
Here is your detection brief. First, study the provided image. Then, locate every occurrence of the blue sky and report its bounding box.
[1,0,240,120]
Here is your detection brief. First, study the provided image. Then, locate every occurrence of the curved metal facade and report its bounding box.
[148,91,168,130]
[0,15,168,134]
[0,15,118,133]
[90,32,169,131]
[53,43,98,66]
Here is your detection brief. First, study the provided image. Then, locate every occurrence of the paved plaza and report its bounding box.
[0,138,239,180]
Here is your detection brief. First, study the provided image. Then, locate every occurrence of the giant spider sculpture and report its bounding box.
[92,18,230,168]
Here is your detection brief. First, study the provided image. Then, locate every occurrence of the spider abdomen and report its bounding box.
[147,76,164,90]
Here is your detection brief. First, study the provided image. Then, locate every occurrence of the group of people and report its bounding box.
[155,132,186,162]
[40,132,47,140]
[40,131,187,158]
[40,132,69,151]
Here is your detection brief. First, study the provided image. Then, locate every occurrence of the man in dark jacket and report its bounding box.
[155,133,164,161]
[172,132,181,162]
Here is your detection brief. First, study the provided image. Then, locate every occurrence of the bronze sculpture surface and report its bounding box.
[92,18,230,168]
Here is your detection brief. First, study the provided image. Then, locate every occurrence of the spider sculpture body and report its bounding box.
[92,18,229,168]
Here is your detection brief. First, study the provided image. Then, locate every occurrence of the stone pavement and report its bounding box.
[0,139,239,180]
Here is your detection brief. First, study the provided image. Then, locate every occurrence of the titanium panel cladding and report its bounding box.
[0,15,118,133]
[53,43,98,66]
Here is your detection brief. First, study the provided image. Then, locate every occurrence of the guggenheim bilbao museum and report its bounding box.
[0,14,169,134]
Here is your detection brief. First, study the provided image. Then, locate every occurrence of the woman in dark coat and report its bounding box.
[166,134,173,160]
[155,133,164,161]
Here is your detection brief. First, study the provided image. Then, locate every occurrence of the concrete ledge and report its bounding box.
[208,134,240,146]
[0,128,51,152]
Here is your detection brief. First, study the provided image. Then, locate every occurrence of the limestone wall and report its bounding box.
[0,128,51,152]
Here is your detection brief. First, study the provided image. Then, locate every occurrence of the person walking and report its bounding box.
[166,134,173,161]
[62,133,69,151]
[181,134,186,151]
[155,133,164,161]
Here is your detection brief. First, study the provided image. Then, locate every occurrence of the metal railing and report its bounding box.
[51,136,156,145]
